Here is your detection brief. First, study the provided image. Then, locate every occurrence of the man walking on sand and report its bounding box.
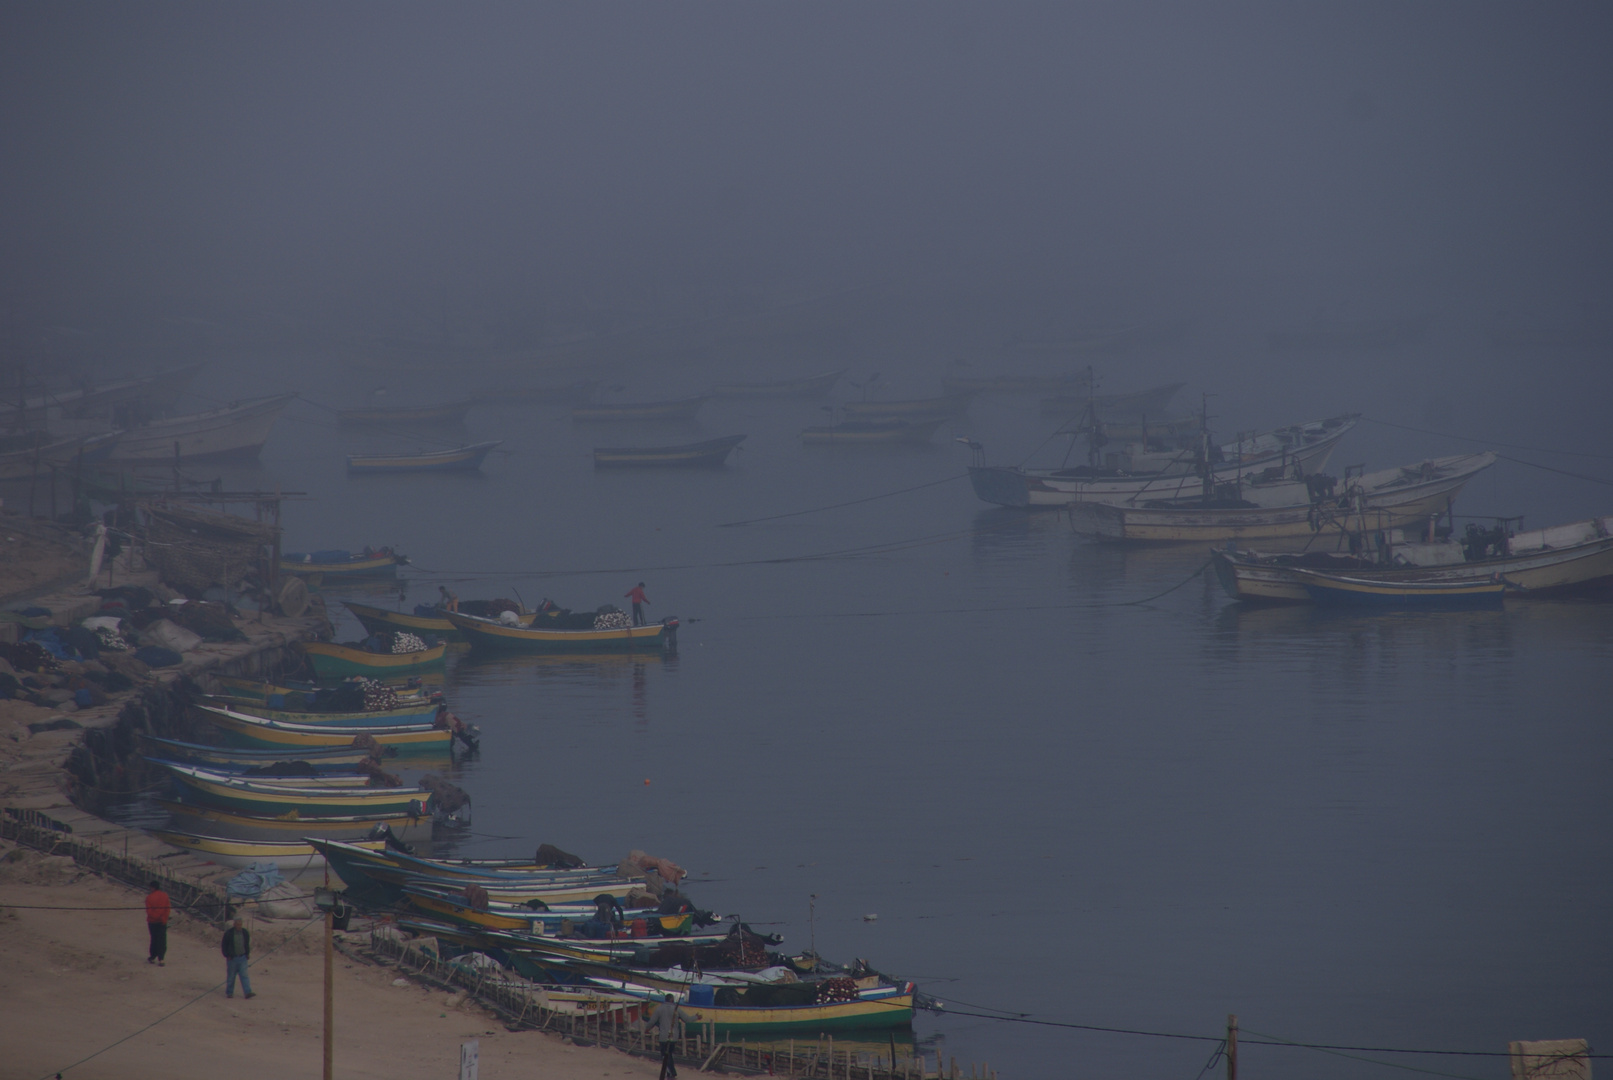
[145,880,169,966]
[648,993,680,1079]
[221,917,255,999]
[625,582,649,626]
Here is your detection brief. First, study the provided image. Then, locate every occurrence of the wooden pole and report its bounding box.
[1226,1014,1238,1080]
[323,909,334,1080]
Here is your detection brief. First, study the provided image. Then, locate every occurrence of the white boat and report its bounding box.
[1213,515,1613,601]
[1067,452,1496,543]
[0,365,203,426]
[107,394,295,462]
[969,414,1359,508]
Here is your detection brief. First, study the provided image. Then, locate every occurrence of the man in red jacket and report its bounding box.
[625,582,650,626]
[145,880,170,966]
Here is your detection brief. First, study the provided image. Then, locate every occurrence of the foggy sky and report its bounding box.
[2,3,1611,338]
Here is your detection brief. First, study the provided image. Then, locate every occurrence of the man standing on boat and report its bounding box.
[437,585,459,613]
[625,582,649,626]
[648,993,680,1079]
[144,880,169,966]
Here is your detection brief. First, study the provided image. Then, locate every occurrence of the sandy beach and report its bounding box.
[0,844,657,1080]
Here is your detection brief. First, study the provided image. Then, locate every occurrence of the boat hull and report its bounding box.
[684,993,914,1036]
[149,829,387,869]
[301,641,447,678]
[346,441,500,474]
[161,766,430,818]
[107,394,295,462]
[800,418,943,444]
[159,801,432,843]
[1298,574,1507,608]
[194,705,454,755]
[280,553,404,579]
[570,397,710,422]
[445,611,672,652]
[197,696,440,727]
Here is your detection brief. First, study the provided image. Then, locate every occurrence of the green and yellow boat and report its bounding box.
[159,801,433,844]
[343,600,538,642]
[148,829,389,870]
[157,762,434,818]
[443,611,674,653]
[300,639,447,678]
[194,704,456,756]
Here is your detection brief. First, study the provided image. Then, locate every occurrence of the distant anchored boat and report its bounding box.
[346,441,501,474]
[107,393,296,462]
[711,370,844,398]
[280,547,407,579]
[570,396,710,422]
[841,395,971,420]
[593,434,746,468]
[800,418,944,444]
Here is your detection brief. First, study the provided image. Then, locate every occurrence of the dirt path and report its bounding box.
[0,850,660,1080]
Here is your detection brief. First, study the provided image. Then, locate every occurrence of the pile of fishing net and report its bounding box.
[813,977,860,1004]
[391,632,427,654]
[356,677,399,710]
[593,610,631,630]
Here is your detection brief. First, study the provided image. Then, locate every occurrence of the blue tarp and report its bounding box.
[226,862,285,898]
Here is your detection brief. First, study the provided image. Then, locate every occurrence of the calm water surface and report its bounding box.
[186,355,1611,1079]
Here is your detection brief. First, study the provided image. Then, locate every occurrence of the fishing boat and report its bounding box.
[211,674,431,703]
[300,639,447,678]
[1212,515,1613,602]
[799,418,944,445]
[1038,382,1186,418]
[0,365,203,426]
[138,734,397,771]
[280,547,408,579]
[1067,452,1496,543]
[195,695,441,727]
[840,396,970,419]
[400,883,697,937]
[346,440,502,474]
[1290,568,1509,608]
[443,610,676,652]
[969,414,1360,508]
[570,397,711,423]
[613,979,913,1036]
[711,370,844,399]
[308,838,638,905]
[106,394,296,462]
[336,400,474,425]
[155,762,437,818]
[345,599,527,640]
[158,801,432,844]
[593,435,746,468]
[193,704,460,755]
[148,829,388,870]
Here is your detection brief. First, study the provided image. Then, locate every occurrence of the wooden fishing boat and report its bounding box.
[1068,453,1495,543]
[401,885,696,937]
[970,415,1359,508]
[570,397,711,423]
[159,801,432,844]
[840,395,970,419]
[196,695,441,727]
[1038,382,1186,418]
[710,370,844,399]
[336,400,474,425]
[346,440,502,474]
[1212,515,1613,602]
[309,838,637,905]
[300,640,446,678]
[156,763,436,818]
[443,610,675,652]
[627,982,913,1035]
[193,704,457,755]
[1292,568,1509,608]
[593,435,746,468]
[280,547,407,579]
[149,829,388,870]
[799,418,944,445]
[106,393,296,462]
[211,675,431,703]
[138,734,398,770]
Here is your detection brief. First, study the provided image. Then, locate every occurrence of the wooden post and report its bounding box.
[1227,1014,1238,1080]
[323,908,334,1080]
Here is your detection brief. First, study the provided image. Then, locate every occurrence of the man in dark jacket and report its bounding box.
[221,918,254,999]
[145,881,170,966]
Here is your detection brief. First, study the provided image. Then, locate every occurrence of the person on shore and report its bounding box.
[648,993,680,1079]
[221,917,255,999]
[625,582,649,626]
[144,881,170,966]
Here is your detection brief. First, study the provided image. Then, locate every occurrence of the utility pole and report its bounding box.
[316,887,338,1080]
[1227,1014,1238,1080]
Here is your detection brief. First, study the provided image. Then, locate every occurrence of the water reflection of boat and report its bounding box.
[841,395,970,420]
[346,441,501,474]
[571,396,710,423]
[593,434,746,468]
[337,400,474,425]
[800,418,943,444]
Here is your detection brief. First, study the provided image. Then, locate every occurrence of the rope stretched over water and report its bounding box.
[1360,416,1613,460]
[1495,454,1613,488]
